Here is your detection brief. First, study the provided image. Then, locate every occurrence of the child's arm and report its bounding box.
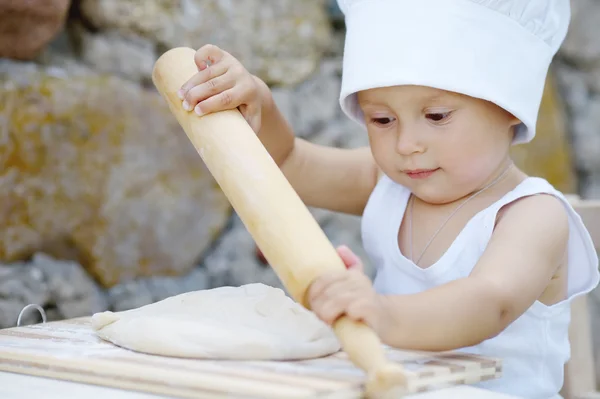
[257,88,379,215]
[308,194,569,351]
[180,44,380,216]
[381,194,569,350]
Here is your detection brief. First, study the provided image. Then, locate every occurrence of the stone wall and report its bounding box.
[0,0,370,326]
[554,0,600,199]
[553,0,600,386]
[0,0,599,384]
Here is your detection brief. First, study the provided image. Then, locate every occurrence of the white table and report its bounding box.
[0,371,521,398]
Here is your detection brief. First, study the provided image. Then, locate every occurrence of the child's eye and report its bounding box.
[425,112,451,123]
[371,117,395,126]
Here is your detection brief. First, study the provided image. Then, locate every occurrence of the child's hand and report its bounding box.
[307,246,384,331]
[177,44,268,133]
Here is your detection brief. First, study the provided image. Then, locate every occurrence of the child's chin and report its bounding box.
[410,185,457,205]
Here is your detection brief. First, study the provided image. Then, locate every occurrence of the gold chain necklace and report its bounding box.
[408,162,513,265]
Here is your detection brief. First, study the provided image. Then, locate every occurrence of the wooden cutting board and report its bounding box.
[0,317,501,398]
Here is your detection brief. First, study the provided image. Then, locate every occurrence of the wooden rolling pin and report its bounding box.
[152,47,406,397]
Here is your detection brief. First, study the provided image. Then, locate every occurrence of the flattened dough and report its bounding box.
[91,283,341,360]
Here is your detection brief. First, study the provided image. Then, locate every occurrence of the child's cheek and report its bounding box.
[439,138,496,181]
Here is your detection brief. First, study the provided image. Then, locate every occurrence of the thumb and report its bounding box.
[336,245,364,272]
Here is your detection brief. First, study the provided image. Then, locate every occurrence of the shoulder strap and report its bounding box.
[481,177,599,300]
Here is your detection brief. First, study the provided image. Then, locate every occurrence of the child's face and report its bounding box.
[357,85,520,204]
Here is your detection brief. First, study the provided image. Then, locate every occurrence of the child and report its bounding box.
[177,0,599,397]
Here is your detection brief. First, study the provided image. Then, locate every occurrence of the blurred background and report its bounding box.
[0,0,598,380]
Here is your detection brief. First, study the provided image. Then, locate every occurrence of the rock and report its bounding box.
[0,260,48,327]
[78,0,332,86]
[0,0,71,60]
[586,64,600,94]
[272,58,342,138]
[107,279,153,312]
[558,0,600,94]
[0,253,107,328]
[223,205,373,294]
[32,252,107,319]
[0,59,231,287]
[554,0,600,199]
[202,214,285,291]
[35,28,79,64]
[327,0,344,23]
[553,62,600,198]
[268,55,369,146]
[78,29,157,84]
[234,206,373,292]
[555,62,591,114]
[510,73,578,194]
[311,110,369,149]
[560,0,600,66]
[310,207,374,278]
[572,95,600,198]
[572,96,600,171]
[107,267,209,311]
[324,0,346,58]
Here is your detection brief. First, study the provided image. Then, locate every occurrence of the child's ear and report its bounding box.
[508,117,522,141]
[505,111,521,128]
[509,116,522,127]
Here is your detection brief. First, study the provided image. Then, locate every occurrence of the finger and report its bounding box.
[316,302,345,325]
[183,72,235,111]
[307,271,350,305]
[309,277,364,316]
[337,245,359,267]
[194,44,228,71]
[178,61,229,101]
[323,275,359,301]
[337,245,364,272]
[314,292,358,325]
[194,87,247,116]
[348,260,364,273]
[345,297,373,323]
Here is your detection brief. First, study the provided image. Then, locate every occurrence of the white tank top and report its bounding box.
[361,174,599,399]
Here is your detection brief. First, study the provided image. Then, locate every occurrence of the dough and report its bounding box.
[91,283,341,360]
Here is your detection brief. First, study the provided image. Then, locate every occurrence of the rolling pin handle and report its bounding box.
[334,317,407,397]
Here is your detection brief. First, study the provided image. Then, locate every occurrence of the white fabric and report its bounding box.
[361,175,600,399]
[336,0,570,144]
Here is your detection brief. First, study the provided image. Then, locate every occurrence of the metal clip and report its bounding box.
[17,304,47,327]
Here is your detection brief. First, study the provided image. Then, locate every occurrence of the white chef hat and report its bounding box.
[337,0,570,144]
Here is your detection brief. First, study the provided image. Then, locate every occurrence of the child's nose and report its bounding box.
[395,130,423,155]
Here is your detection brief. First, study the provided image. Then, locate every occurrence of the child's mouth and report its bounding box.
[404,168,440,179]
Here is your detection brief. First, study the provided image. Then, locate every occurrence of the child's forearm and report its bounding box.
[254,78,296,166]
[251,76,378,214]
[377,277,509,351]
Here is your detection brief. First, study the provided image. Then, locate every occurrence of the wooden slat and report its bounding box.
[0,371,523,399]
[0,318,502,398]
